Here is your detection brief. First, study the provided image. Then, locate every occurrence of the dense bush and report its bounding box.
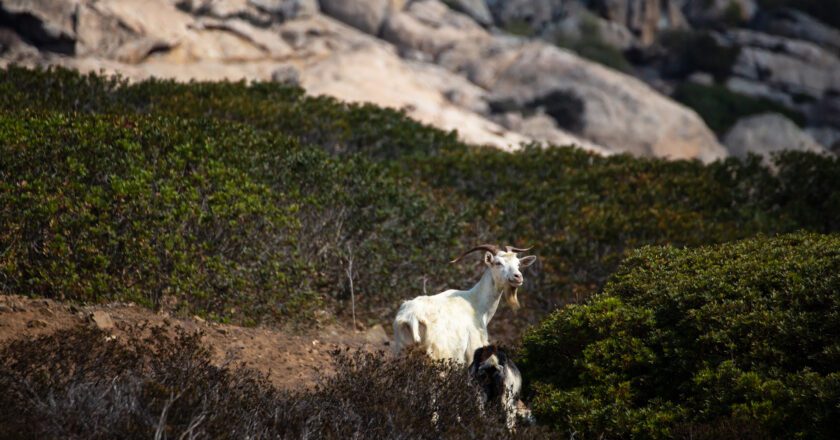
[673,82,806,134]
[659,30,741,82]
[2,66,840,328]
[407,145,840,318]
[0,325,543,439]
[0,110,473,324]
[519,232,840,439]
[0,66,465,160]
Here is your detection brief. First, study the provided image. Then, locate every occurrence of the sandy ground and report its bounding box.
[0,295,391,390]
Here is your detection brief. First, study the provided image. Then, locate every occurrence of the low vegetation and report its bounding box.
[520,232,840,439]
[0,325,543,439]
[673,82,807,134]
[2,67,840,437]
[2,66,839,327]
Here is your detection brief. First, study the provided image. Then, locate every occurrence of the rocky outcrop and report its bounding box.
[447,0,493,26]
[683,0,757,26]
[728,30,840,100]
[382,0,725,160]
[483,43,726,160]
[807,126,840,154]
[753,8,840,55]
[591,0,688,46]
[318,0,390,35]
[0,0,78,53]
[486,0,564,35]
[177,0,319,25]
[723,113,827,159]
[1,0,741,161]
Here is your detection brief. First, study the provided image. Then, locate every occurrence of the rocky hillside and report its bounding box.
[5,0,836,160]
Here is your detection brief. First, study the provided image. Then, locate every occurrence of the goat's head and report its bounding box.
[451,244,537,310]
[470,345,509,402]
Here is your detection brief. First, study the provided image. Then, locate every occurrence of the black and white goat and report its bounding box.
[470,345,532,429]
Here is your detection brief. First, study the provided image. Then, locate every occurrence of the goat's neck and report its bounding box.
[468,269,504,327]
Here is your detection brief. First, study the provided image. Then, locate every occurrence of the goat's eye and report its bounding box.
[493,261,502,266]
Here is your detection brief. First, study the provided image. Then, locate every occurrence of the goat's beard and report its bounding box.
[504,285,520,310]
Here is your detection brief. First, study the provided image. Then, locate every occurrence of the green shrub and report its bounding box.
[503,19,535,37]
[673,82,806,134]
[519,232,840,438]
[659,30,741,82]
[406,145,840,316]
[555,16,633,73]
[2,67,840,328]
[0,325,546,439]
[0,66,465,160]
[0,111,473,324]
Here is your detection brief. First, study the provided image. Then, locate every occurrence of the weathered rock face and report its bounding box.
[447,0,494,26]
[723,113,827,159]
[485,0,564,34]
[807,126,840,154]
[318,0,389,35]
[483,43,726,160]
[381,0,487,59]
[591,0,688,46]
[682,0,757,26]
[1,0,732,161]
[728,30,840,100]
[0,0,78,53]
[381,0,725,160]
[552,8,638,50]
[753,8,840,55]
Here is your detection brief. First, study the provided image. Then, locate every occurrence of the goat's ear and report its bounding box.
[519,255,537,267]
[484,252,494,266]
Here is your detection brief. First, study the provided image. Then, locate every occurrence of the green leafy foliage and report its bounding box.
[2,66,840,328]
[405,145,840,317]
[0,66,464,160]
[659,30,741,82]
[0,109,472,324]
[519,232,840,438]
[673,82,807,134]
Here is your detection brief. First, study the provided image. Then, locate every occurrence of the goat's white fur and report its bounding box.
[393,250,536,365]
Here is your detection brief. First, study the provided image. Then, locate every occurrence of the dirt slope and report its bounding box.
[0,295,390,390]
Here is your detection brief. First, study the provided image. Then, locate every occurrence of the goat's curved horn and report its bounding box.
[505,245,533,253]
[450,244,500,263]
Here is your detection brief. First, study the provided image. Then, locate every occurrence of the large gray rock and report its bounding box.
[723,113,827,159]
[683,0,757,26]
[381,0,487,57]
[446,40,726,160]
[177,0,318,25]
[591,0,688,46]
[446,0,494,26]
[318,0,389,35]
[551,7,638,50]
[753,8,840,55]
[486,0,563,34]
[806,126,840,154]
[0,0,78,53]
[728,30,840,100]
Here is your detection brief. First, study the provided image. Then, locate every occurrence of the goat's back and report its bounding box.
[392,291,484,364]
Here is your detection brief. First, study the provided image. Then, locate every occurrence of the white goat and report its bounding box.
[393,244,536,365]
